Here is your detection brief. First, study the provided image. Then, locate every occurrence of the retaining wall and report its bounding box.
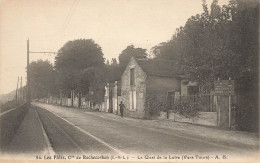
[0,103,28,149]
[158,111,218,126]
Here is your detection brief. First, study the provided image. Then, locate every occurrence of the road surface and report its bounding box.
[31,102,257,157]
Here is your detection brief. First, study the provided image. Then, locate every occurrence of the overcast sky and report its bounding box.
[0,0,228,94]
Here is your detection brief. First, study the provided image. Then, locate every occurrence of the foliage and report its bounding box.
[144,94,167,119]
[111,58,118,65]
[151,0,258,131]
[55,39,104,71]
[0,99,24,113]
[152,0,258,90]
[173,96,200,119]
[118,45,148,72]
[55,39,105,95]
[30,60,57,99]
[80,66,108,104]
[106,58,122,82]
[235,74,259,132]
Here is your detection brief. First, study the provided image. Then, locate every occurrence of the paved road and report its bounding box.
[33,102,256,156]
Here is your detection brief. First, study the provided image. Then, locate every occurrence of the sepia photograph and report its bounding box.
[0,0,259,162]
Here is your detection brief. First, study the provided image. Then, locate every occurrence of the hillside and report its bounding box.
[0,90,16,104]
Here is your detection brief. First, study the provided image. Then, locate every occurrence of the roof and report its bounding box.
[135,58,182,77]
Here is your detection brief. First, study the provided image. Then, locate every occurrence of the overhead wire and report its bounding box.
[63,0,80,31]
[62,0,77,29]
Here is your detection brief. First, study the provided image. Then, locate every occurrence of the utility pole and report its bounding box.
[20,76,23,101]
[26,39,60,106]
[16,77,19,101]
[27,39,30,105]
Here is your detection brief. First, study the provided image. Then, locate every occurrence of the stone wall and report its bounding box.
[73,97,79,107]
[121,57,147,118]
[112,81,118,114]
[67,98,72,106]
[158,111,218,126]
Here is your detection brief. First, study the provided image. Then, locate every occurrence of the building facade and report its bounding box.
[120,57,182,118]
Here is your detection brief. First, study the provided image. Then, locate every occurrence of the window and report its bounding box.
[130,68,135,86]
[187,86,199,95]
[129,90,136,110]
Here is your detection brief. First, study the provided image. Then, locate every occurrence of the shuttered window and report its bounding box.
[130,68,135,86]
[129,90,136,110]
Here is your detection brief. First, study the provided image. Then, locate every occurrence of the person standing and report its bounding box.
[119,101,125,118]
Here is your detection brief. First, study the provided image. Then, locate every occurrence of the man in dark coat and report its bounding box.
[119,101,125,118]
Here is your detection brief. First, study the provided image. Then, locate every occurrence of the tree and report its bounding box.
[55,39,105,95]
[118,45,148,71]
[151,0,258,131]
[106,58,121,83]
[30,60,57,99]
[152,0,253,89]
[228,0,258,132]
[106,59,110,65]
[80,66,108,105]
[111,58,118,65]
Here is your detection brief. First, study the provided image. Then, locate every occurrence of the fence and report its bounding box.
[158,111,218,126]
[169,94,215,112]
[185,94,214,112]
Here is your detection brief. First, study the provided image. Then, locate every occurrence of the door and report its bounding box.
[218,96,229,127]
[167,92,175,110]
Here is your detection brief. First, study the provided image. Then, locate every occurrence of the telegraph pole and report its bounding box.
[16,77,19,101]
[20,76,23,100]
[27,39,30,105]
[26,39,60,105]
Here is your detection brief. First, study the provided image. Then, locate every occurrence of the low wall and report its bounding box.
[0,103,28,149]
[73,97,79,107]
[158,112,167,120]
[62,98,68,106]
[159,111,218,126]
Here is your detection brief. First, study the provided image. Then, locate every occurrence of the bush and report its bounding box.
[235,75,258,132]
[173,96,200,119]
[236,92,258,132]
[144,94,167,119]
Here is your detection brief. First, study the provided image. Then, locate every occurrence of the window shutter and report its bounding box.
[133,91,136,110]
[129,91,132,110]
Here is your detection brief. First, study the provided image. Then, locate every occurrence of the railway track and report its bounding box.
[35,107,120,155]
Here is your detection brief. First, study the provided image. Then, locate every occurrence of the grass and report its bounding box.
[0,100,25,113]
[0,103,28,150]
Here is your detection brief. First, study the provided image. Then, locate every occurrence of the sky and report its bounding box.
[0,0,229,94]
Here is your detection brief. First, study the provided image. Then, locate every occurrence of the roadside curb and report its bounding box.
[35,103,259,150]
[84,111,259,148]
[34,108,55,155]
